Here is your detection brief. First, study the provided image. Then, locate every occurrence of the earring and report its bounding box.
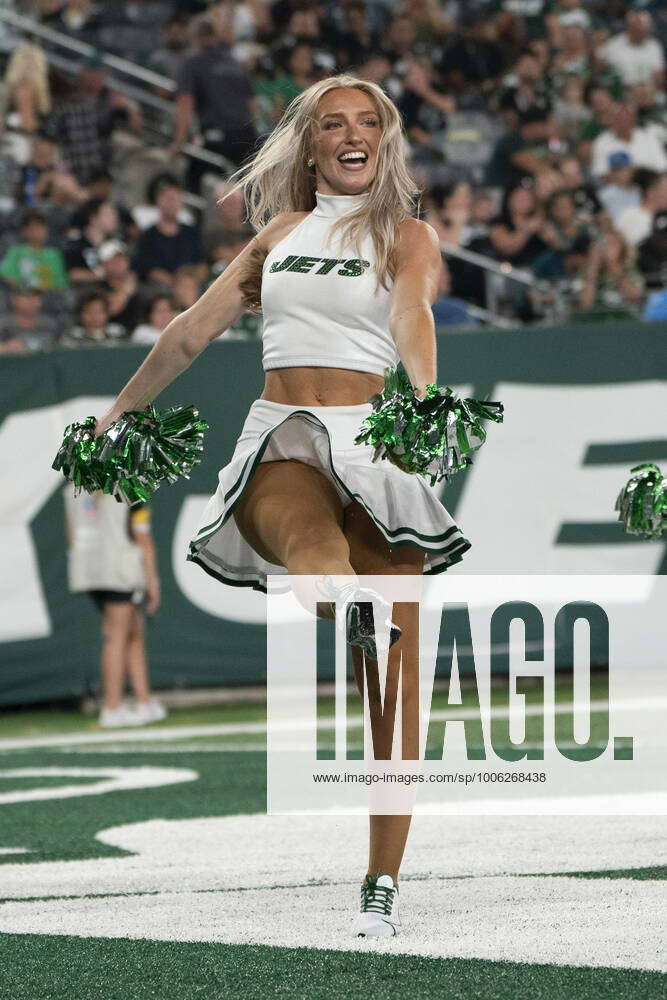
[307,157,314,167]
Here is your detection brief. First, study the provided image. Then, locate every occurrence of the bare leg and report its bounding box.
[233,460,358,618]
[100,602,134,711]
[351,599,421,884]
[125,607,152,704]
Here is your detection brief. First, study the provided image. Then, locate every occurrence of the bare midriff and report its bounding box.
[260,366,385,406]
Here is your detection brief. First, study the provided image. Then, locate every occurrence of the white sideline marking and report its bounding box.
[0,848,31,855]
[0,812,664,970]
[0,767,198,804]
[1,697,664,751]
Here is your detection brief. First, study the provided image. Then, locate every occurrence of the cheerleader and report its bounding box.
[95,75,472,937]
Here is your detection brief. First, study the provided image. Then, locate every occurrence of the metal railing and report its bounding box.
[441,242,570,326]
[0,6,235,177]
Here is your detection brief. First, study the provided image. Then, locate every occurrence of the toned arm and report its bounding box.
[389,219,442,399]
[95,215,298,434]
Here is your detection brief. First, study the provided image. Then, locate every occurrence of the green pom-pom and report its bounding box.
[354,365,503,485]
[52,404,209,504]
[615,463,666,539]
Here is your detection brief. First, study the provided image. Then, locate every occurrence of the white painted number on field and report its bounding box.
[0,766,198,804]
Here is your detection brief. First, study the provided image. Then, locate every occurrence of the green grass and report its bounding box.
[0,674,613,742]
[0,935,663,1000]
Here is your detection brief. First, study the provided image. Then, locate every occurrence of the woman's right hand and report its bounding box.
[94,412,119,438]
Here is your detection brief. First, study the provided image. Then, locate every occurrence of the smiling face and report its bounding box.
[311,87,382,196]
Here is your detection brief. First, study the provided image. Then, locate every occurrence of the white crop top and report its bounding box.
[260,190,399,376]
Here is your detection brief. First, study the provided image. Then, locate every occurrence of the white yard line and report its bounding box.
[0,697,664,751]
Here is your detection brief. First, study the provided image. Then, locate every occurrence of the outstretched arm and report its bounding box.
[389,219,442,401]
[95,225,274,435]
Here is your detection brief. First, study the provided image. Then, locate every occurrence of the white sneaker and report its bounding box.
[321,576,402,659]
[132,698,167,724]
[352,873,401,937]
[98,704,143,729]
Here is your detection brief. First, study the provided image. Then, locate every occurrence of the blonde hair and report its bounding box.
[4,41,51,115]
[224,75,416,291]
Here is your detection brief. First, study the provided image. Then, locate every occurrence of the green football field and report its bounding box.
[0,682,665,1000]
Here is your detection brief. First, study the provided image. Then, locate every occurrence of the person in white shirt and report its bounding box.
[616,169,667,246]
[131,293,177,345]
[598,11,665,88]
[598,151,641,222]
[591,104,667,179]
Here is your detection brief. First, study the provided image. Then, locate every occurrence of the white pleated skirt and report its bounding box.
[187,398,471,593]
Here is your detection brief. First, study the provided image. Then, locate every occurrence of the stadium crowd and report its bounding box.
[0,0,667,354]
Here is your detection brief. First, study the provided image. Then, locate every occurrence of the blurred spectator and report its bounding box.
[205,180,252,248]
[356,51,393,88]
[489,182,554,268]
[598,11,665,89]
[55,0,101,42]
[2,40,51,134]
[172,264,201,311]
[425,181,472,247]
[432,259,479,327]
[547,0,592,44]
[44,56,142,184]
[643,286,667,321]
[60,289,127,347]
[597,152,640,222]
[559,154,602,220]
[485,108,560,188]
[204,0,270,45]
[498,49,551,128]
[398,61,455,164]
[591,104,667,179]
[64,198,120,283]
[615,169,667,247]
[553,75,591,142]
[329,0,381,69]
[169,19,258,190]
[132,173,196,232]
[576,230,644,318]
[438,16,506,97]
[637,211,667,288]
[147,14,192,81]
[578,83,616,147]
[401,0,450,48]
[97,240,143,332]
[255,42,315,125]
[16,135,84,208]
[0,287,58,353]
[552,25,591,79]
[467,189,496,242]
[82,170,137,239]
[209,230,252,277]
[0,209,68,290]
[134,177,206,286]
[381,14,418,65]
[631,82,667,142]
[532,188,592,278]
[131,293,177,345]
